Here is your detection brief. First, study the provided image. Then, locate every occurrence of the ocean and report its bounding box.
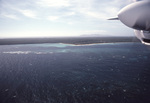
[0,42,150,103]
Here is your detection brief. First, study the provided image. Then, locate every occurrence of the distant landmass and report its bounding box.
[0,37,140,45]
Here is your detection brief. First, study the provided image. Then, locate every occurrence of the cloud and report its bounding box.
[1,13,19,20]
[65,0,130,20]
[36,0,70,7]
[34,0,131,21]
[0,0,38,19]
[81,30,108,35]
[0,0,135,37]
[134,0,144,1]
[17,9,37,18]
[47,16,59,21]
[64,12,76,16]
[0,0,131,21]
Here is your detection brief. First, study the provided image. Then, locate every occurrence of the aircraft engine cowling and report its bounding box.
[118,1,150,31]
[108,1,150,45]
[134,30,150,45]
[117,1,150,45]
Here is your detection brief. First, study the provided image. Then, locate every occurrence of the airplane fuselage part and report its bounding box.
[110,1,150,45]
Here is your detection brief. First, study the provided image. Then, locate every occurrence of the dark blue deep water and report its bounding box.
[0,43,150,103]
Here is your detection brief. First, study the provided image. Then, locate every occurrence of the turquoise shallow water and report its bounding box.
[0,43,150,103]
[1,42,138,53]
[27,43,74,48]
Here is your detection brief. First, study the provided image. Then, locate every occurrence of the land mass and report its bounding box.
[0,37,140,45]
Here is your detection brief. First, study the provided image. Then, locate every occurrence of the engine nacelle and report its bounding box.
[118,1,150,31]
[117,1,150,45]
[134,30,150,45]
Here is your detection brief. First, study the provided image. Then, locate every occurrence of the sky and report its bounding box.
[0,0,142,38]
